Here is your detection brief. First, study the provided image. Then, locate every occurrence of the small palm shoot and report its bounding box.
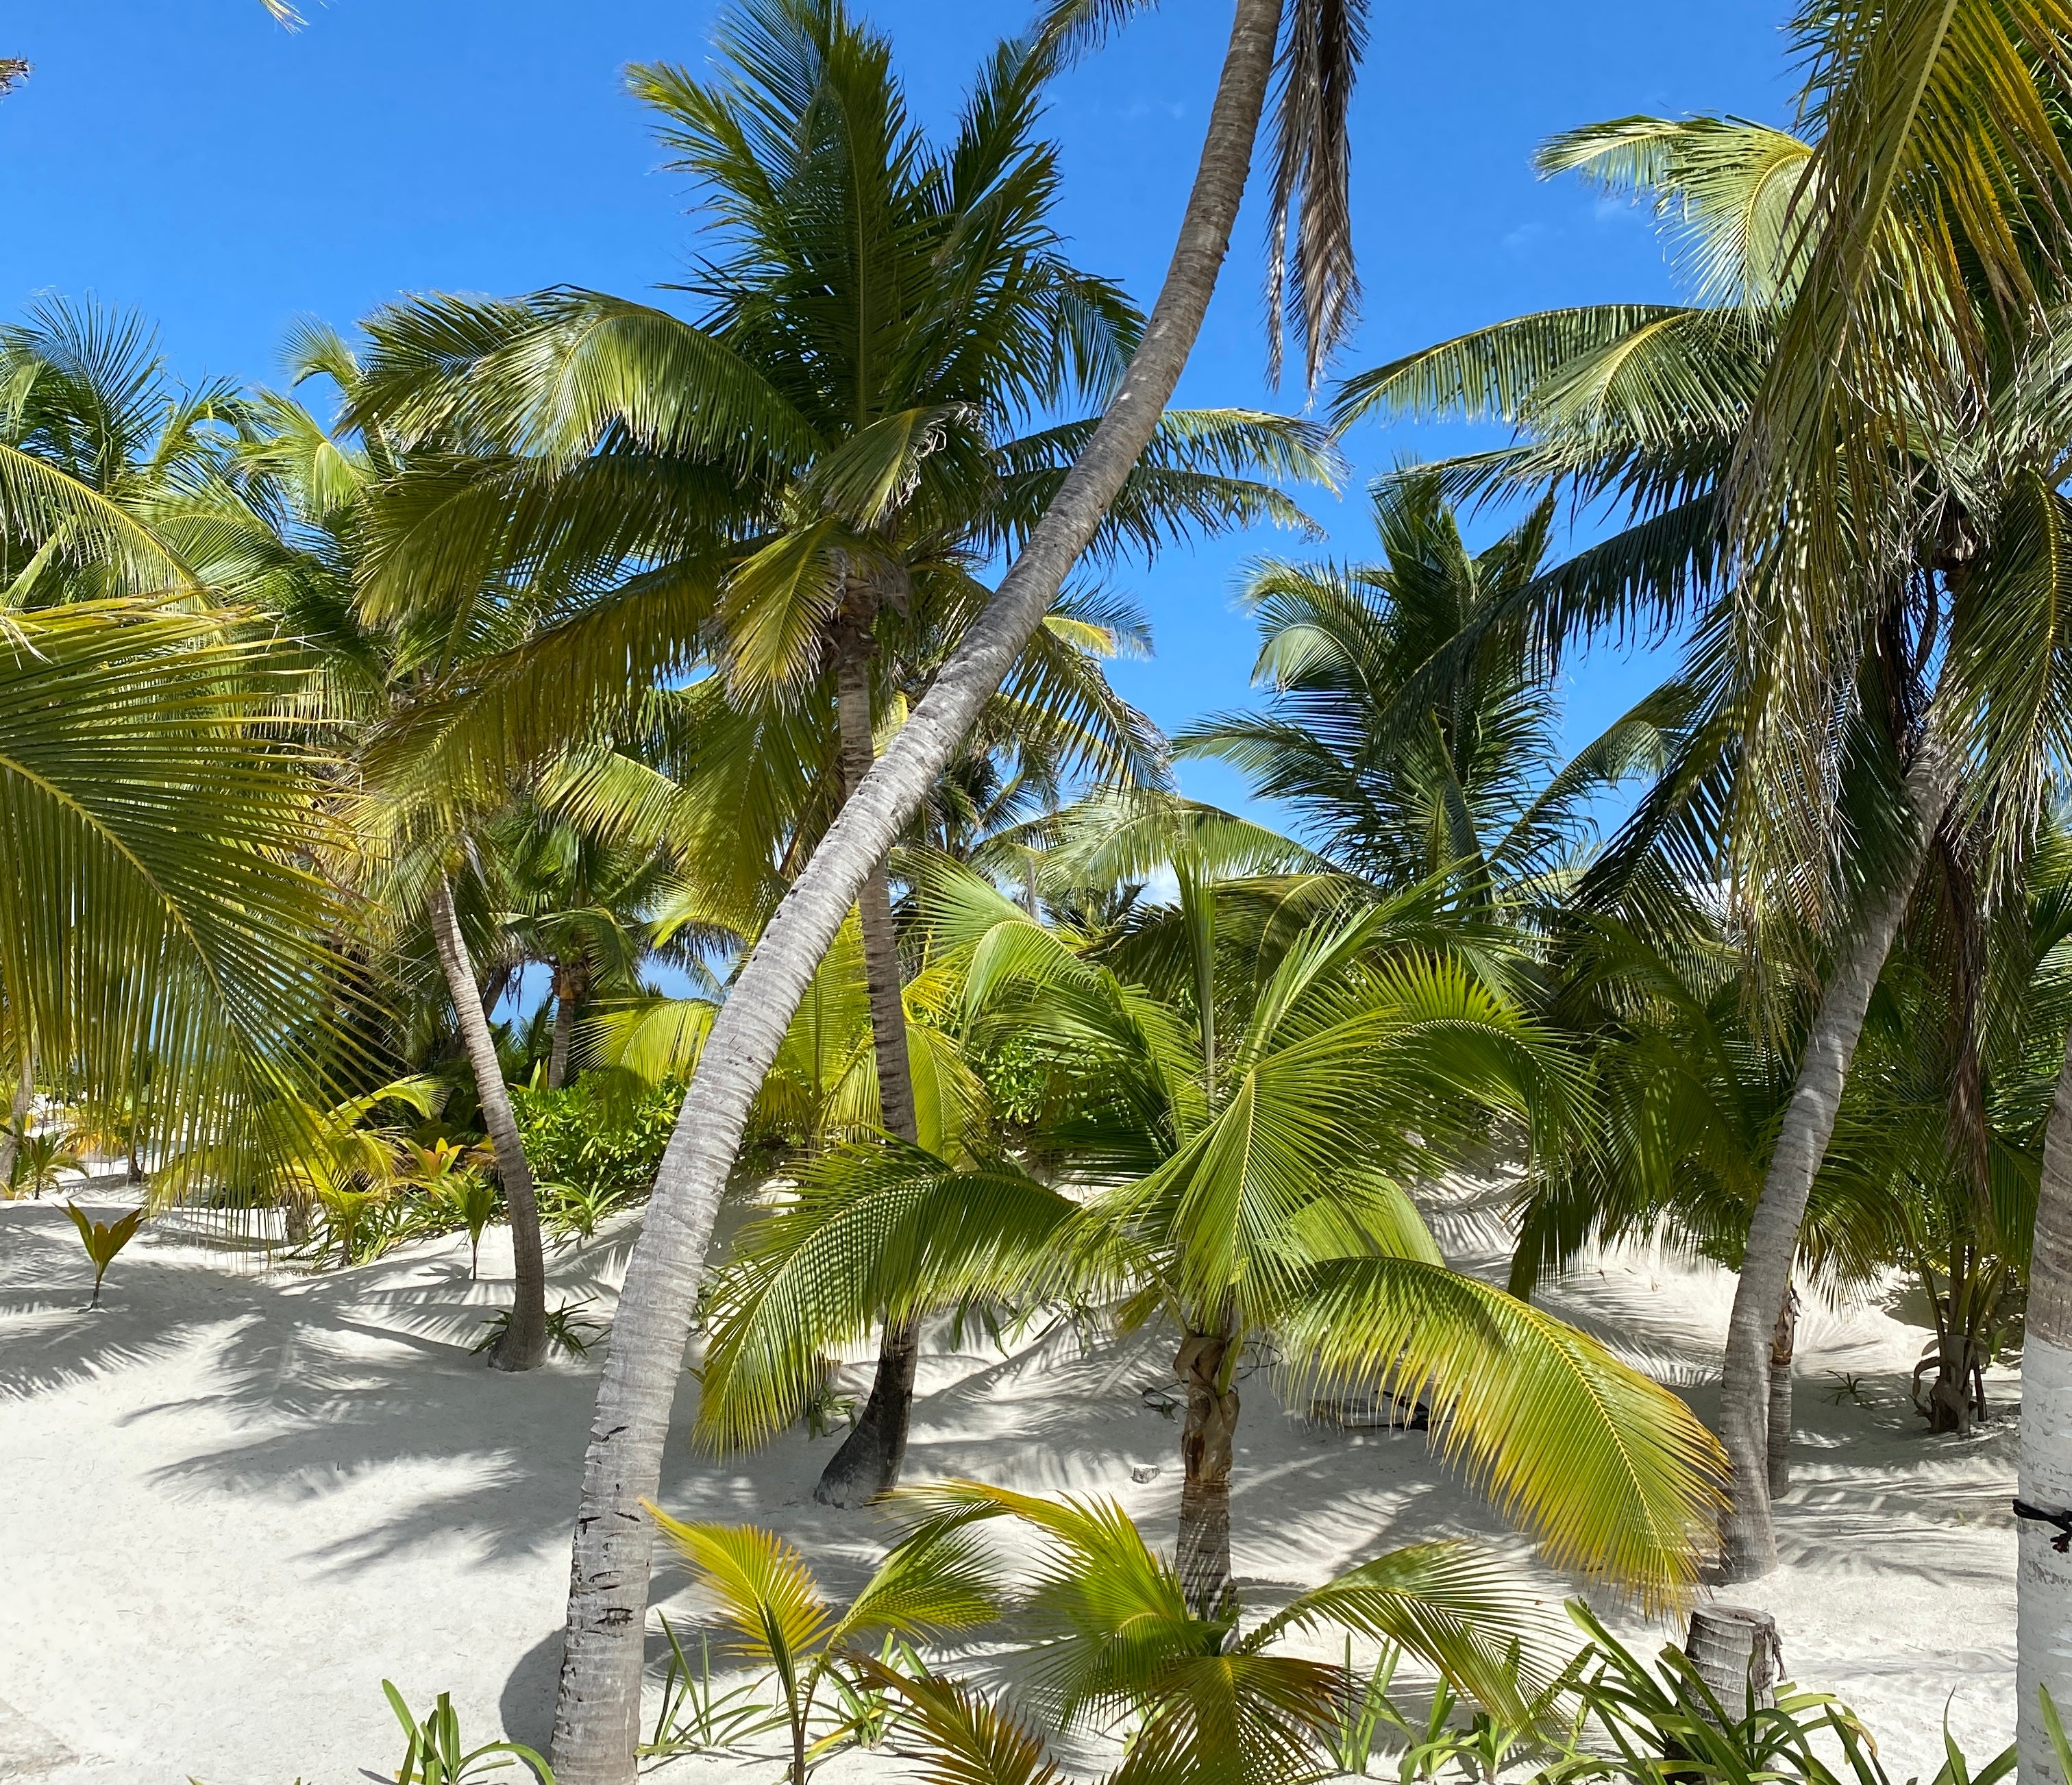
[895,1481,1552,1782]
[641,1501,1000,1785]
[64,1203,145,1307]
[641,1614,785,1760]
[10,1126,83,1200]
[473,1295,604,1359]
[404,1140,500,1279]
[382,1681,552,1784]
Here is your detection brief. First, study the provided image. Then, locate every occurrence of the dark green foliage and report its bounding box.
[510,1078,684,1209]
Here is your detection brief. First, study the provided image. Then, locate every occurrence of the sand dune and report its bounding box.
[0,1182,2013,1782]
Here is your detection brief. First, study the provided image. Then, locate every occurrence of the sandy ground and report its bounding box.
[0,1177,2013,1784]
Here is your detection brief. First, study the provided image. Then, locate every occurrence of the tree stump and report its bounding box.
[1684,1606,1783,1718]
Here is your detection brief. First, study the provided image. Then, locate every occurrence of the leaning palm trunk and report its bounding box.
[2020,1031,2072,1778]
[429,874,549,1372]
[1174,1329,1240,1618]
[547,3,1285,1774]
[1717,740,1956,1579]
[815,631,925,1508]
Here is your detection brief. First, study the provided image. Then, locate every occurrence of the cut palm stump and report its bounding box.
[1684,1606,1783,1718]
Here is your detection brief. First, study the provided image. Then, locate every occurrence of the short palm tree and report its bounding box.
[696,862,1724,1616]
[653,1481,1553,1785]
[4,1126,82,1201]
[879,1482,1550,1785]
[156,1077,439,1261]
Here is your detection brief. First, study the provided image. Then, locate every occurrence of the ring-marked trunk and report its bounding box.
[548,959,586,1093]
[2020,1027,2072,1779]
[0,1045,32,1191]
[1766,1285,1796,1499]
[815,630,924,1507]
[1717,741,1955,1579]
[1174,1329,1240,1620]
[430,874,549,1372]
[548,3,1285,1774]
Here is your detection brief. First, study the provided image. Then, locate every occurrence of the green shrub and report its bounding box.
[510,1079,682,1209]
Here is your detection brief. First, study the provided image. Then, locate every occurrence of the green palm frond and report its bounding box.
[1279,1256,1727,1608]
[694,1145,1074,1451]
[0,599,352,1157]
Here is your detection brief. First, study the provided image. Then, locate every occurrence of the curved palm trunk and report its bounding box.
[548,959,585,1092]
[430,874,548,1372]
[1717,741,1955,1579]
[815,635,924,1508]
[2020,1031,2072,1779]
[1174,1329,1240,1619]
[546,3,1285,1773]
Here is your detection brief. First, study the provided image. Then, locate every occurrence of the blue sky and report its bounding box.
[6,0,1792,820]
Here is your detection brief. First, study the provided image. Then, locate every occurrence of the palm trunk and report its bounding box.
[430,874,548,1372]
[549,960,582,1093]
[2021,1032,2072,1778]
[0,1044,31,1192]
[1766,1285,1797,1499]
[1717,740,1956,1579]
[815,634,925,1507]
[1174,1329,1240,1620]
[548,2,1283,1773]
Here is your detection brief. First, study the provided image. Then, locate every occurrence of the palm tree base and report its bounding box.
[813,1320,919,1506]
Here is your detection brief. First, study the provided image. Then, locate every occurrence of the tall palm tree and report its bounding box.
[695,859,1725,1618]
[352,0,1318,1468]
[515,0,1364,1766]
[221,343,556,1368]
[1331,45,2072,1582]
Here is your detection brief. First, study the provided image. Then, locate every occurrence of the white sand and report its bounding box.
[0,1178,2012,1784]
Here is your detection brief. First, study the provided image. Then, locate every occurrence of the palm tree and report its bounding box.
[1330,55,2072,1581]
[156,1077,439,1261]
[1176,475,1688,915]
[352,0,1318,1468]
[488,803,676,1093]
[908,1485,1551,1774]
[354,0,1327,1545]
[4,1127,82,1201]
[656,1481,1549,1785]
[221,342,558,1368]
[507,0,1366,1764]
[695,859,1724,1618]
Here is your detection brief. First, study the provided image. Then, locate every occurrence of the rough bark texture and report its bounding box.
[0,1046,32,1191]
[1717,741,1956,1580]
[1174,1329,1240,1621]
[429,874,549,1373]
[815,632,924,1507]
[1684,1607,1782,1717]
[546,4,1285,1773]
[1766,1285,1797,1499]
[2020,1023,2072,1780]
[548,959,584,1093]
